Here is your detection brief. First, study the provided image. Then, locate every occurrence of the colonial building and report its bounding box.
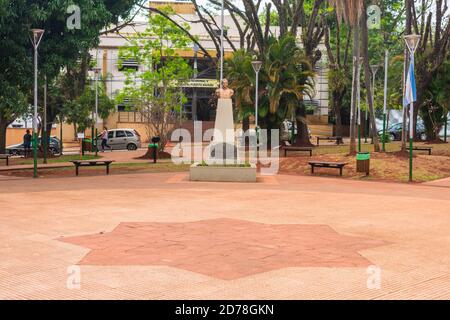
[70,0,331,142]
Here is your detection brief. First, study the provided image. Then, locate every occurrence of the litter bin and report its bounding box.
[356,152,370,176]
[149,136,160,163]
[82,139,93,153]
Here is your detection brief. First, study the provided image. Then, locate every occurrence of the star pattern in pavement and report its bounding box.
[59,218,387,280]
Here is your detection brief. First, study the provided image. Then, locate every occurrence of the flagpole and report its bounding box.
[409,55,414,182]
[404,34,420,183]
[383,50,388,152]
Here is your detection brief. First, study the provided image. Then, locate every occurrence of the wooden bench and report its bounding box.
[308,161,347,176]
[70,160,114,176]
[407,146,432,155]
[316,136,343,146]
[283,146,313,157]
[0,154,10,166]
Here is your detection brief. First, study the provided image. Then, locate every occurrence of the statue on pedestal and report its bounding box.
[211,79,237,161]
[215,79,234,99]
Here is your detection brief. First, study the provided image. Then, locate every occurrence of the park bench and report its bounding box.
[0,154,10,166]
[308,161,347,176]
[316,136,343,146]
[407,146,432,155]
[70,160,114,176]
[283,146,313,157]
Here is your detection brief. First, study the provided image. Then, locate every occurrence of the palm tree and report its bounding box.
[226,50,255,133]
[226,36,315,145]
[264,36,315,146]
[330,0,364,155]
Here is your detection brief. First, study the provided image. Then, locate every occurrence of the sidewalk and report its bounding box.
[423,177,450,188]
[0,162,72,172]
[0,149,152,172]
[1,172,449,299]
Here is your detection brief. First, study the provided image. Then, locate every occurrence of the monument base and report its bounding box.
[209,98,238,163]
[190,163,257,182]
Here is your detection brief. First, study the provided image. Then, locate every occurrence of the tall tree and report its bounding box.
[116,7,193,152]
[408,0,450,140]
[361,1,381,151]
[324,14,352,137]
[330,0,365,155]
[0,0,138,153]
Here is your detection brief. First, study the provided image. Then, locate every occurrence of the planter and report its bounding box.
[190,163,257,182]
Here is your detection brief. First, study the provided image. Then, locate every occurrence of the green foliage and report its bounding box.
[63,82,114,133]
[0,0,138,151]
[226,35,315,131]
[420,59,450,140]
[116,7,193,150]
[379,132,391,143]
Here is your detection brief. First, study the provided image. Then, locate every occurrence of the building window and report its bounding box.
[118,58,139,71]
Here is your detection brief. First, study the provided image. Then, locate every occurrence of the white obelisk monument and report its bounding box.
[209,79,237,163]
[209,1,237,163]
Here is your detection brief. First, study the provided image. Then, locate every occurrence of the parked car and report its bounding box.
[96,129,141,151]
[378,122,427,141]
[6,136,61,156]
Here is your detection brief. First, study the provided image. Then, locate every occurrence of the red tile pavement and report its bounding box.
[0,172,449,299]
[59,218,387,280]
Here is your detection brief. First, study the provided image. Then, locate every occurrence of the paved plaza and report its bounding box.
[0,172,449,299]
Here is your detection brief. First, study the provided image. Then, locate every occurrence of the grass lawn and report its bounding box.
[313,141,450,156]
[10,154,100,165]
[4,141,449,183]
[4,162,191,178]
[278,141,450,183]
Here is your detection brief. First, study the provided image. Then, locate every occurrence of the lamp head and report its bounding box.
[251,60,263,73]
[30,29,45,47]
[404,34,421,53]
[370,64,380,75]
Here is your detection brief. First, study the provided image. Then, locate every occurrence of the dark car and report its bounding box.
[6,136,61,156]
[378,122,427,141]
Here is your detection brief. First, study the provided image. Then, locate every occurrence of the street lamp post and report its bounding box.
[92,67,101,157]
[43,75,47,164]
[30,29,44,178]
[357,56,363,152]
[404,34,421,182]
[369,64,380,144]
[192,43,199,121]
[382,50,389,151]
[251,60,263,140]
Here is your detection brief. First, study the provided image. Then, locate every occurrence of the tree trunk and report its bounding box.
[401,0,413,151]
[334,92,343,136]
[293,105,314,147]
[361,3,380,152]
[73,123,77,141]
[0,117,8,154]
[242,116,250,150]
[349,18,360,155]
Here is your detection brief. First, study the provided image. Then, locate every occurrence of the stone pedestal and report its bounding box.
[213,99,235,145]
[209,98,237,163]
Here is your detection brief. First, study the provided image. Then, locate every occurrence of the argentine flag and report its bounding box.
[403,56,417,107]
